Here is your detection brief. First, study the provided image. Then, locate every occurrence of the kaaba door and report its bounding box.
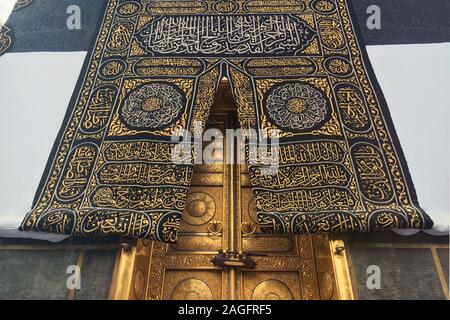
[115,81,353,300]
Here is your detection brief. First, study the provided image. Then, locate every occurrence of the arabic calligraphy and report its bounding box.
[116,1,141,17]
[289,211,363,234]
[90,186,188,210]
[99,58,127,80]
[80,209,152,238]
[250,163,350,189]
[133,58,204,76]
[97,163,192,186]
[318,18,345,49]
[103,141,174,162]
[57,144,98,200]
[244,0,305,13]
[37,209,76,235]
[136,14,316,56]
[146,0,207,15]
[81,85,118,133]
[255,188,356,212]
[335,83,371,131]
[263,82,330,132]
[212,0,238,13]
[248,140,346,165]
[246,57,317,76]
[351,143,394,203]
[311,0,337,14]
[120,82,185,130]
[107,21,134,52]
[324,56,353,77]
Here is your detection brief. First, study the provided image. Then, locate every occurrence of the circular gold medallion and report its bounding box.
[142,97,163,111]
[251,280,294,300]
[182,192,216,226]
[287,98,307,113]
[171,279,213,300]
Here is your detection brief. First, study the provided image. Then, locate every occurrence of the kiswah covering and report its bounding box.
[20,0,433,242]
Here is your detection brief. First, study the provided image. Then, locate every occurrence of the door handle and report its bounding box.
[241,221,257,236]
[207,220,223,235]
[210,250,267,270]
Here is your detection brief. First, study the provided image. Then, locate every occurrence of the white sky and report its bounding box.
[0,0,16,26]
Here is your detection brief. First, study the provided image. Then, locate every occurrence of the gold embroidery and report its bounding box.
[0,25,12,57]
[20,0,431,242]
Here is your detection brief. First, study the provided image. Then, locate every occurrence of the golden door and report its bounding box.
[110,81,353,300]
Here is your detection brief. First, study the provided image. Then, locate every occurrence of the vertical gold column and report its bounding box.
[329,238,354,300]
[67,249,85,300]
[431,247,450,300]
[108,241,136,300]
[227,154,237,299]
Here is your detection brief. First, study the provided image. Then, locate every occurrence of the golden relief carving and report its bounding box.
[126,109,339,300]
[170,278,214,300]
[250,279,295,300]
[241,221,257,236]
[183,192,216,226]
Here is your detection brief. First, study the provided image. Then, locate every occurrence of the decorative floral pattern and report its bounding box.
[121,82,185,130]
[264,82,329,132]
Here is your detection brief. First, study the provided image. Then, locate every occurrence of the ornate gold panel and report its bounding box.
[120,80,352,300]
[241,272,302,300]
[162,270,223,300]
[179,187,223,234]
